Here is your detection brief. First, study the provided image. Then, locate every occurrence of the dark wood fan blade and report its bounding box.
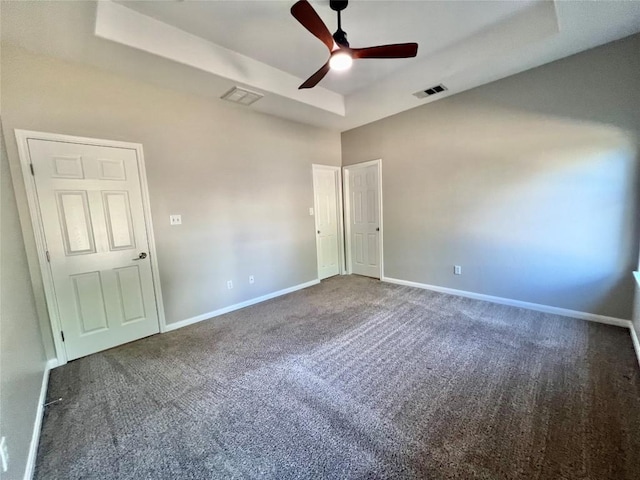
[291,0,335,52]
[299,61,331,89]
[352,43,418,59]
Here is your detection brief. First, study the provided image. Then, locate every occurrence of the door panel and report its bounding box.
[28,139,159,360]
[98,158,126,180]
[367,233,378,266]
[313,166,341,280]
[103,191,135,250]
[355,233,364,264]
[354,191,363,223]
[348,163,381,278]
[57,191,96,255]
[115,265,146,323]
[71,272,109,334]
[52,155,84,178]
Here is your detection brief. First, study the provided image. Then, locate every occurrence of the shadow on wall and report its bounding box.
[384,102,639,318]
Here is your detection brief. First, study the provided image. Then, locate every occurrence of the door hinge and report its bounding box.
[61,331,65,342]
[45,251,51,262]
[30,163,35,176]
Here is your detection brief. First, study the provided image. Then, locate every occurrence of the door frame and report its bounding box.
[342,159,384,278]
[312,164,346,277]
[14,129,166,366]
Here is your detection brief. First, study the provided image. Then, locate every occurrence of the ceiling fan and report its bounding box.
[291,0,418,89]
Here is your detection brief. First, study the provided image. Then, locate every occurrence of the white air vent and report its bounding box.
[414,84,448,99]
[221,87,263,106]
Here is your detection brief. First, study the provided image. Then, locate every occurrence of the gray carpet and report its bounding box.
[36,275,640,479]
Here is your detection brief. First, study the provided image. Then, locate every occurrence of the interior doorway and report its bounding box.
[343,159,383,279]
[15,130,165,364]
[312,164,345,279]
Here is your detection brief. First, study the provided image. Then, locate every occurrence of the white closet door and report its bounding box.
[313,165,341,280]
[29,139,160,360]
[347,162,380,278]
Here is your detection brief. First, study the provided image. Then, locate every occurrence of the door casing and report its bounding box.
[343,159,384,278]
[14,130,166,366]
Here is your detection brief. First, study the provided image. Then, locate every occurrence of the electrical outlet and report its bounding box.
[169,214,182,225]
[454,265,462,275]
[1,436,9,472]
[249,275,255,284]
[226,280,233,290]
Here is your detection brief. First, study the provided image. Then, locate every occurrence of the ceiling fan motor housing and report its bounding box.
[329,1,348,12]
[333,29,349,47]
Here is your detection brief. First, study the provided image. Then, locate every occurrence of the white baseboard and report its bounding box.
[24,358,57,480]
[382,276,632,329]
[165,279,321,332]
[631,325,640,369]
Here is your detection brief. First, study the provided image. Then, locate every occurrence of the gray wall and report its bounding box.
[1,121,48,479]
[342,34,640,321]
[1,44,341,344]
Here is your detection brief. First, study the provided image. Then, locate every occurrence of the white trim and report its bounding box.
[312,164,346,277]
[165,279,320,332]
[15,131,67,364]
[342,159,384,279]
[631,326,640,369]
[134,140,168,333]
[382,276,632,329]
[336,167,346,275]
[343,168,351,275]
[378,160,384,280]
[14,130,166,365]
[24,358,57,480]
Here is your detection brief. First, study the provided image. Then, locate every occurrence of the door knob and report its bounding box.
[317,230,321,234]
[132,252,147,260]
[376,228,380,231]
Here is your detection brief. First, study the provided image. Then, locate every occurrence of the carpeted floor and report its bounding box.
[36,275,640,479]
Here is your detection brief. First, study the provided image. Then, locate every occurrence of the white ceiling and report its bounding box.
[2,1,640,132]
[116,0,539,96]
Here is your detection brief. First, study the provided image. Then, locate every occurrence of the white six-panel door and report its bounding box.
[345,161,381,278]
[313,165,341,279]
[28,139,160,360]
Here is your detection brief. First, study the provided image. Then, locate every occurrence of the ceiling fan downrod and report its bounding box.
[331,0,349,47]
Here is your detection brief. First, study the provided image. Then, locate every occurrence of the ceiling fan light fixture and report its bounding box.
[291,0,418,88]
[329,51,353,71]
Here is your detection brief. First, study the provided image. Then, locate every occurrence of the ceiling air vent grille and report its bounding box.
[221,87,263,106]
[413,84,447,99]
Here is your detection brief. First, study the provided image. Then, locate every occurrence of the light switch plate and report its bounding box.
[309,207,314,216]
[169,214,182,225]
